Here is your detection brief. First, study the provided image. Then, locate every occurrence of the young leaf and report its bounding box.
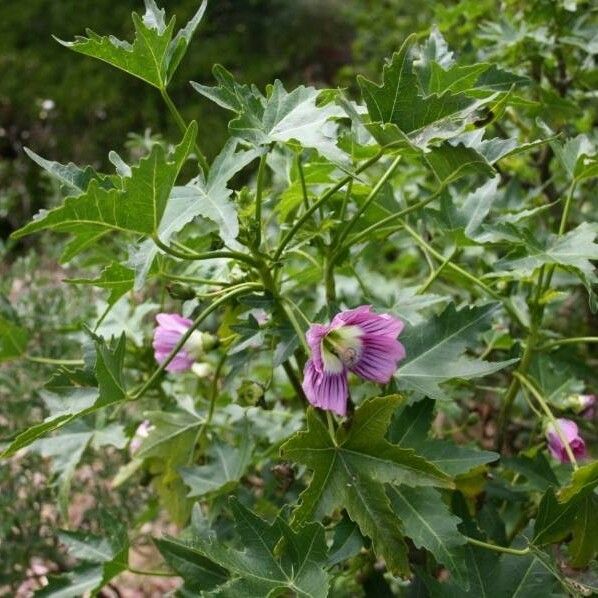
[194,68,346,162]
[397,303,517,399]
[58,0,207,89]
[281,395,452,575]
[12,123,196,243]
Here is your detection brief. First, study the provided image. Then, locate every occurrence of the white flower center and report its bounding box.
[321,325,363,372]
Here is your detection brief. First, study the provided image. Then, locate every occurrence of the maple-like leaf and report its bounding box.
[281,395,452,575]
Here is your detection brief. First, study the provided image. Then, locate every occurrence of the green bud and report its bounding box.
[237,379,265,406]
[166,282,196,300]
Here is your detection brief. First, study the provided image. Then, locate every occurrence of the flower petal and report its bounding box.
[302,359,348,416]
[332,305,404,338]
[156,313,193,332]
[351,335,406,383]
[305,323,332,373]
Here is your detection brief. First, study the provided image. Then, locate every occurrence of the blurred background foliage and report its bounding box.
[0,0,431,241]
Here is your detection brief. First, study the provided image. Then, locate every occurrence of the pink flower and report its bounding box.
[577,394,596,420]
[153,313,209,373]
[546,418,587,463]
[302,305,405,416]
[129,420,153,456]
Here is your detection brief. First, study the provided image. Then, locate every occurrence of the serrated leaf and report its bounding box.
[558,460,598,503]
[194,68,346,162]
[13,123,196,242]
[281,395,452,575]
[182,499,330,597]
[66,263,134,306]
[35,565,104,598]
[389,486,468,586]
[397,303,516,399]
[154,537,229,593]
[390,399,498,476]
[180,431,254,499]
[24,147,102,195]
[58,1,206,89]
[359,35,496,149]
[424,143,495,184]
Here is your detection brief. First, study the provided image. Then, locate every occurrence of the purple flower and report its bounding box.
[153,313,207,373]
[302,305,405,416]
[577,394,596,420]
[546,418,587,463]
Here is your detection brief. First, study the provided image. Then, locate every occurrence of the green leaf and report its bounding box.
[533,488,579,546]
[1,335,127,458]
[281,395,452,575]
[186,498,330,597]
[180,431,255,499]
[551,134,598,181]
[390,399,498,476]
[397,303,517,399]
[35,565,104,598]
[154,537,229,593]
[568,494,598,567]
[501,453,559,492]
[12,123,196,242]
[194,68,346,162]
[557,460,598,503]
[66,263,134,307]
[388,486,468,587]
[424,143,495,185]
[58,1,207,89]
[24,147,103,195]
[0,315,29,363]
[358,35,495,149]
[497,222,598,308]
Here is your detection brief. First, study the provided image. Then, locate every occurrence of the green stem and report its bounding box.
[466,537,530,556]
[25,355,84,366]
[347,185,446,247]
[130,283,262,400]
[297,153,310,212]
[417,249,456,294]
[153,235,260,269]
[160,272,232,286]
[160,87,209,174]
[333,155,402,250]
[540,336,598,351]
[282,300,310,355]
[515,372,579,469]
[273,150,385,261]
[326,411,338,445]
[127,567,176,578]
[197,350,228,442]
[254,153,268,248]
[401,222,503,303]
[282,360,307,403]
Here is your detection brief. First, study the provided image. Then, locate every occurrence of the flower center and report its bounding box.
[322,325,363,370]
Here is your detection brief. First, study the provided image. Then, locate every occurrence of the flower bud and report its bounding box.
[166,282,196,301]
[545,418,587,463]
[237,379,265,406]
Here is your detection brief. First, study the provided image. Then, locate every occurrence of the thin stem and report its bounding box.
[274,150,385,261]
[130,283,262,400]
[160,87,209,174]
[539,336,598,351]
[281,300,310,355]
[466,537,530,556]
[332,155,402,253]
[127,567,175,578]
[515,372,579,469]
[254,153,268,248]
[297,153,310,212]
[25,355,84,366]
[347,185,445,247]
[197,350,228,442]
[160,272,232,286]
[283,297,312,326]
[418,249,456,294]
[282,360,307,403]
[326,411,337,444]
[153,235,260,268]
[401,222,503,302]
